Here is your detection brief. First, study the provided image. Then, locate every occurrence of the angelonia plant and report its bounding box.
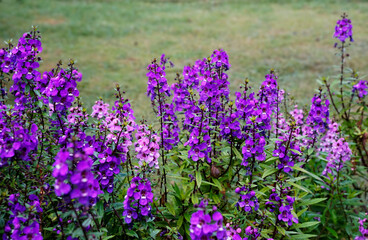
[0,13,366,240]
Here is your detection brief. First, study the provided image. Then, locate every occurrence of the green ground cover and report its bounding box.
[1,0,367,119]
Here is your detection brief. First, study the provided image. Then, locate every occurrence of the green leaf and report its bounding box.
[166,202,176,216]
[177,216,184,229]
[326,227,338,238]
[277,225,286,236]
[290,234,317,239]
[191,194,199,205]
[297,208,308,217]
[262,168,278,178]
[126,230,139,238]
[196,171,202,188]
[290,149,302,155]
[150,229,161,239]
[307,148,314,156]
[288,182,312,194]
[295,221,320,228]
[82,217,92,228]
[265,156,278,163]
[102,236,115,240]
[298,198,327,207]
[212,194,220,204]
[72,228,84,238]
[233,147,243,160]
[96,201,104,218]
[212,178,223,191]
[291,166,323,182]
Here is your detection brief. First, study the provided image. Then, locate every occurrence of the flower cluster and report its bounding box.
[91,99,109,119]
[273,136,300,173]
[4,30,42,99]
[3,194,43,240]
[53,145,102,206]
[93,96,136,193]
[238,72,280,167]
[146,55,171,103]
[189,202,226,240]
[306,94,330,134]
[43,67,82,114]
[319,122,352,176]
[353,80,368,98]
[146,55,180,150]
[0,105,38,166]
[135,124,160,169]
[67,106,88,126]
[333,14,353,43]
[162,103,180,150]
[265,189,299,227]
[123,176,154,224]
[243,226,261,240]
[277,196,299,226]
[219,102,242,140]
[355,214,368,240]
[198,49,231,110]
[235,187,259,214]
[223,223,243,240]
[186,123,212,162]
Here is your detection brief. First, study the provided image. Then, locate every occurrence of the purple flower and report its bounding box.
[53,145,102,206]
[319,122,352,176]
[333,14,353,43]
[353,80,368,98]
[135,124,160,169]
[123,176,154,224]
[355,214,368,240]
[235,186,259,214]
[278,204,298,226]
[3,194,43,240]
[189,202,225,240]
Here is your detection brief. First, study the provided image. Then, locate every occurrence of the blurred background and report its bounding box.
[1,0,367,119]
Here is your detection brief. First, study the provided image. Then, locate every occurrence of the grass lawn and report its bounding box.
[1,0,367,119]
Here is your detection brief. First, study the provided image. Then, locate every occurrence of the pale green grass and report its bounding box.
[1,0,368,119]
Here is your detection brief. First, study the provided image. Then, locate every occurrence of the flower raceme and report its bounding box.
[135,124,160,169]
[123,176,154,224]
[190,202,226,240]
[4,194,43,240]
[53,145,102,206]
[333,13,354,43]
[353,80,368,98]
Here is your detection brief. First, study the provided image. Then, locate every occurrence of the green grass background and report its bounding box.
[1,0,367,119]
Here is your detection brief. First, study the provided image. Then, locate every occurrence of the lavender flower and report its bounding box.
[93,94,136,193]
[135,124,160,169]
[189,202,225,240]
[306,94,330,134]
[353,80,368,98]
[355,214,368,240]
[319,122,352,176]
[3,194,43,240]
[333,14,353,43]
[278,204,298,226]
[244,226,260,239]
[123,176,154,224]
[53,145,102,206]
[235,186,259,214]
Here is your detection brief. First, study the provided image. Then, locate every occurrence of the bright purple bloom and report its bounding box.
[189,201,226,240]
[355,214,368,240]
[3,194,43,240]
[353,80,368,98]
[123,176,154,224]
[333,14,353,42]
